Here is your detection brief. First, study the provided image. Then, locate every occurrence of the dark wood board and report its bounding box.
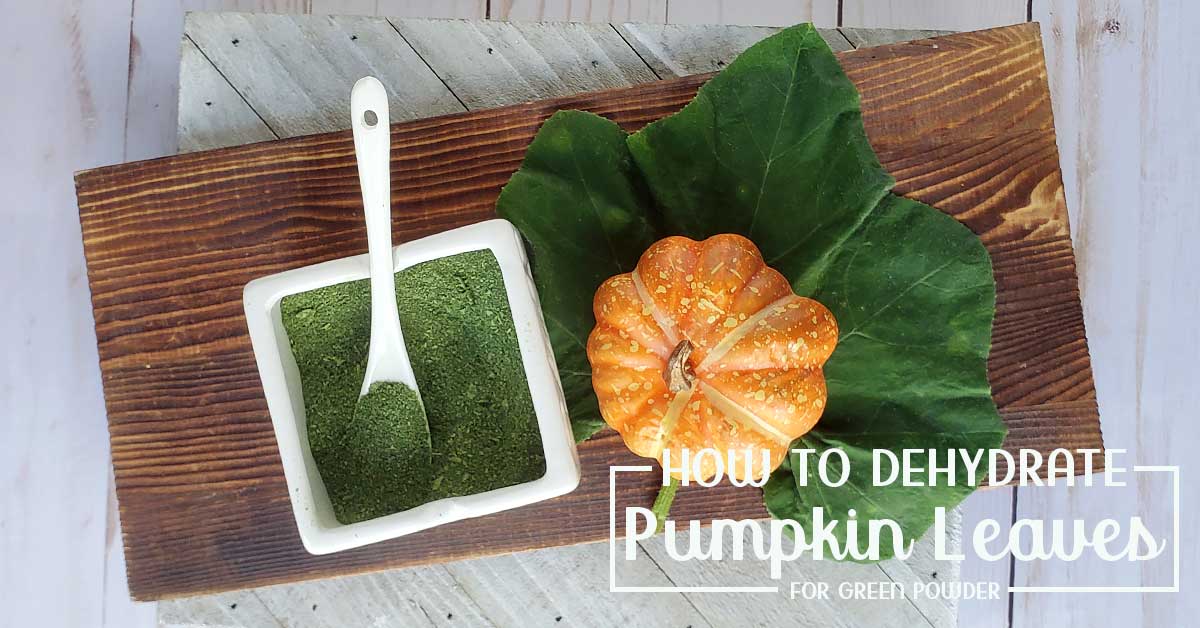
[74,23,1101,600]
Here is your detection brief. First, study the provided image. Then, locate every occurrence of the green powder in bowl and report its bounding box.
[280,249,547,524]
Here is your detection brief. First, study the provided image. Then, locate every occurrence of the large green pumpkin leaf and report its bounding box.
[626,24,893,286]
[498,23,1005,559]
[622,25,1003,559]
[496,111,658,441]
[762,194,1005,559]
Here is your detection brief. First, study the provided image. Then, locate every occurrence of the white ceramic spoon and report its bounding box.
[350,76,424,403]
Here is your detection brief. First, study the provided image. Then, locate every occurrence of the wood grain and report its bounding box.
[178,35,277,153]
[184,12,465,136]
[391,19,659,108]
[74,24,1101,600]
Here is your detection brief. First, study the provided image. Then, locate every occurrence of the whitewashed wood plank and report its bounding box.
[158,553,497,627]
[0,2,154,627]
[184,13,463,137]
[616,23,849,78]
[639,526,941,627]
[125,1,322,163]
[1011,1,1199,625]
[841,0,1026,30]
[129,1,478,159]
[447,542,714,628]
[159,590,286,627]
[493,0,668,22]
[877,507,962,628]
[126,0,187,161]
[392,19,658,108]
[838,27,953,47]
[179,35,278,151]
[311,0,487,18]
[956,488,1013,628]
[248,565,495,627]
[666,0,837,28]
[208,0,310,11]
[311,0,378,14]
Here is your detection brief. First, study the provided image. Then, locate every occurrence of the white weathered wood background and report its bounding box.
[1,1,1195,627]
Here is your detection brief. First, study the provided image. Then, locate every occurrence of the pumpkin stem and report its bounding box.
[651,475,681,534]
[665,340,696,392]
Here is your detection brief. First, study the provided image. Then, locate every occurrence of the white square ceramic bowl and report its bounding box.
[243,219,580,555]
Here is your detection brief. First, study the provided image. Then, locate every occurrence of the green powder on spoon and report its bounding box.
[280,249,546,524]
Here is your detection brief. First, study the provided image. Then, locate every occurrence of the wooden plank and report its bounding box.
[616,23,850,78]
[250,563,493,627]
[619,23,778,76]
[391,19,659,108]
[955,488,1013,628]
[446,542,712,627]
[158,588,285,627]
[126,0,188,161]
[876,509,961,628]
[841,0,1027,30]
[124,1,325,163]
[639,527,951,627]
[493,0,668,22]
[131,1,467,159]
[160,578,490,624]
[618,24,783,77]
[184,13,463,137]
[311,0,487,18]
[1010,1,1199,625]
[178,35,278,152]
[74,25,1100,599]
[203,0,310,11]
[666,0,838,28]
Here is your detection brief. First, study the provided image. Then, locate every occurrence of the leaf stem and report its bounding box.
[651,475,681,534]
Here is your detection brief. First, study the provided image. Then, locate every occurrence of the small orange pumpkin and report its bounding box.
[587,234,838,482]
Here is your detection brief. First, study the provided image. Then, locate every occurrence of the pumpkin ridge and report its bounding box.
[698,382,793,445]
[698,293,799,372]
[653,387,695,457]
[682,236,789,360]
[631,268,682,345]
[628,265,696,456]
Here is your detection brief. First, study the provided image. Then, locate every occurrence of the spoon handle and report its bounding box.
[351,76,413,394]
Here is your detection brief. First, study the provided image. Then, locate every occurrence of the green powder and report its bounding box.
[335,381,431,522]
[280,250,546,524]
